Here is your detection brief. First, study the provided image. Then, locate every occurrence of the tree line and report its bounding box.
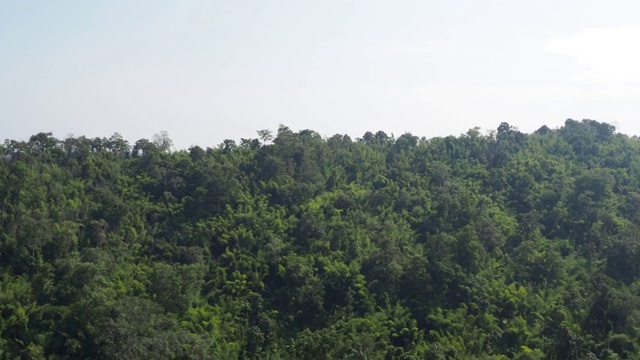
[1,119,640,359]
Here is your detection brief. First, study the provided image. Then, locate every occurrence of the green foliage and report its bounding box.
[3,120,640,358]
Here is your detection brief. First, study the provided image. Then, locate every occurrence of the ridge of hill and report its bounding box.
[1,119,639,359]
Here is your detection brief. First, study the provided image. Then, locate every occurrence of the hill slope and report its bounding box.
[2,119,640,359]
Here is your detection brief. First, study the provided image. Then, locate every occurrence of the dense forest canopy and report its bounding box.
[2,119,640,359]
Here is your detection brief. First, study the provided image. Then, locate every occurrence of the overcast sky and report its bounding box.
[2,0,640,149]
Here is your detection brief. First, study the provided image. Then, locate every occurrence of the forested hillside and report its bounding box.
[3,119,640,359]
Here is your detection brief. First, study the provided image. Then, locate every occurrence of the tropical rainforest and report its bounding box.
[2,119,640,359]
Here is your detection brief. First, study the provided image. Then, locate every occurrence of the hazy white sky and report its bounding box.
[2,0,640,149]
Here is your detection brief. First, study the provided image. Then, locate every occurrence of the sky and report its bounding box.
[2,0,640,149]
